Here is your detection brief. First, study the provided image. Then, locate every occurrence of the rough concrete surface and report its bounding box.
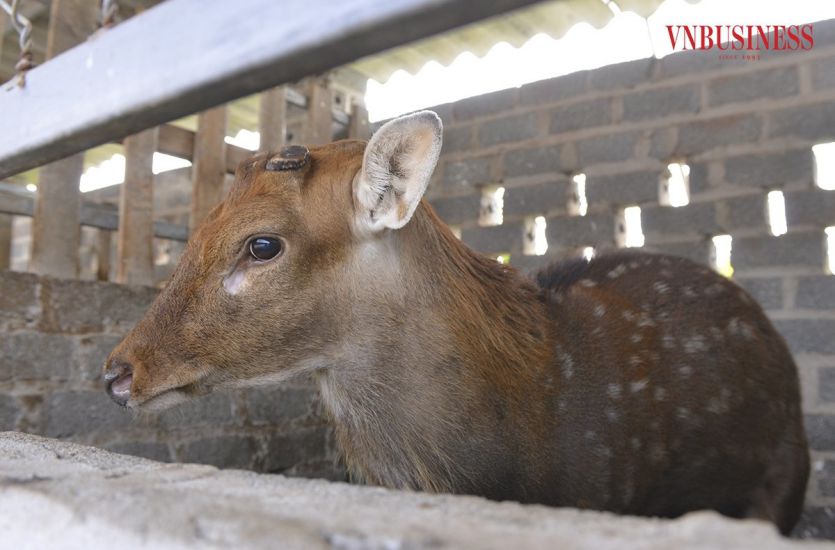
[0,432,832,550]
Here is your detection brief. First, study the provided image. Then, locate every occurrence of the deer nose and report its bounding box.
[104,360,133,407]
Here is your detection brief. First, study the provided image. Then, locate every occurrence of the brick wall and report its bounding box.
[0,270,343,479]
[422,20,835,538]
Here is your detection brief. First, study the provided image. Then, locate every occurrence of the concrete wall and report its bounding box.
[420,20,835,538]
[0,270,343,480]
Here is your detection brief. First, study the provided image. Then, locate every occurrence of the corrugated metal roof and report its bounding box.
[349,0,667,83]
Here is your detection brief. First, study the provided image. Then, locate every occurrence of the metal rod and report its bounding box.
[0,0,544,179]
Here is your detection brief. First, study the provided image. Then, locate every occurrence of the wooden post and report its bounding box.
[189,107,227,232]
[0,214,11,270]
[348,100,371,140]
[304,78,333,145]
[259,86,287,152]
[29,0,98,278]
[116,127,158,286]
[96,229,111,281]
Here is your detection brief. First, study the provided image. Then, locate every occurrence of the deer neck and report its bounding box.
[315,203,552,491]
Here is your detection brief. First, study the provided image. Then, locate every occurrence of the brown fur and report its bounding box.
[106,139,809,534]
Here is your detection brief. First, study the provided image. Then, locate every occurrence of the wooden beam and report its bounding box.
[0,0,543,179]
[0,214,11,270]
[96,229,111,281]
[117,127,158,285]
[0,188,188,242]
[29,0,99,278]
[259,87,287,153]
[348,100,371,140]
[156,124,250,174]
[304,79,333,145]
[190,107,227,232]
[29,157,84,277]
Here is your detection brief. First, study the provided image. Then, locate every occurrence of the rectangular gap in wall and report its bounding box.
[523,216,548,256]
[496,253,511,264]
[812,142,835,191]
[767,190,788,237]
[569,174,588,216]
[712,234,734,278]
[479,186,505,227]
[827,227,835,275]
[659,163,690,207]
[582,246,595,261]
[616,206,644,248]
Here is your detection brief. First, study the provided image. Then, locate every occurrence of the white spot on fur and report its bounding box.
[676,407,690,420]
[653,281,670,294]
[223,269,249,295]
[654,387,667,401]
[622,310,637,322]
[660,268,673,278]
[607,264,628,279]
[683,334,707,354]
[629,356,642,367]
[560,353,575,380]
[682,286,697,298]
[630,379,649,393]
[594,304,606,318]
[662,334,676,349]
[606,408,619,422]
[677,364,693,378]
[630,333,643,343]
[607,383,622,399]
[629,261,640,269]
[578,279,597,288]
[585,430,597,440]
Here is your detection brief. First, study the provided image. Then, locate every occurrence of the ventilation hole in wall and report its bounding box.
[826,227,835,275]
[449,225,462,239]
[659,163,690,207]
[812,142,835,191]
[569,174,588,216]
[712,234,734,278]
[582,246,595,261]
[524,216,548,256]
[767,190,788,237]
[496,253,511,264]
[616,206,644,248]
[479,186,505,227]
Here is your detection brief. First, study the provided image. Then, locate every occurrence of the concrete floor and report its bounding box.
[0,432,832,550]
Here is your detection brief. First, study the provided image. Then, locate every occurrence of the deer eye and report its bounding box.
[248,237,283,261]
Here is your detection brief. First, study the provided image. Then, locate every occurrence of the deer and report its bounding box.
[104,111,809,535]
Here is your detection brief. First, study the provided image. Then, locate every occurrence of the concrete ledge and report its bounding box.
[0,433,832,549]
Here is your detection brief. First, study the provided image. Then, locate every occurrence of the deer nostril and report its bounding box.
[104,360,134,407]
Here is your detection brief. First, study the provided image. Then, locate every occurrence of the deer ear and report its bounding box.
[355,111,442,231]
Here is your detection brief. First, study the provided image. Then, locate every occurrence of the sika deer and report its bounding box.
[104,111,809,534]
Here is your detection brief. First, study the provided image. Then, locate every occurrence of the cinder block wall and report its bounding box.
[422,20,835,538]
[0,271,343,480]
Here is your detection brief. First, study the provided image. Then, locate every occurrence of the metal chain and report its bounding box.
[100,0,119,28]
[0,0,35,86]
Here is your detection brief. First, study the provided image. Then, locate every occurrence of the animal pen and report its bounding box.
[0,0,834,546]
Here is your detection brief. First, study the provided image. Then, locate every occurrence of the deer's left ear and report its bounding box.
[355,110,442,231]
